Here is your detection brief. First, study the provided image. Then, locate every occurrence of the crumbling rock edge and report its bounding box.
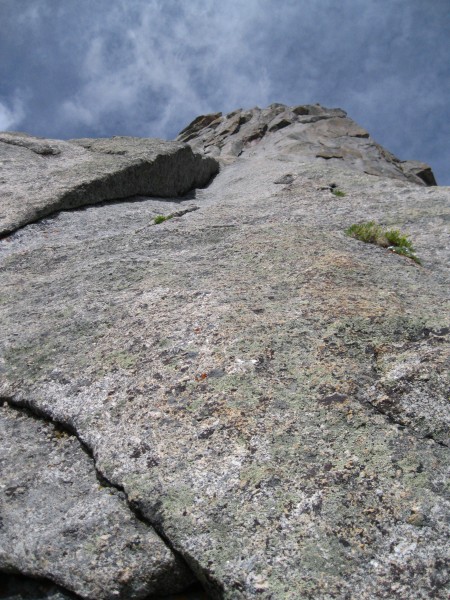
[177,103,437,186]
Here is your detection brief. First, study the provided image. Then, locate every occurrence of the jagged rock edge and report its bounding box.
[176,104,436,187]
[0,397,213,599]
[0,148,219,240]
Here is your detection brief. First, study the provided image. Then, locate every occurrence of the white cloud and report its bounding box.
[1,0,447,181]
[0,96,25,131]
[56,0,274,137]
[54,0,437,141]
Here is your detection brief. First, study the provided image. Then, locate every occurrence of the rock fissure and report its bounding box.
[0,397,205,599]
[0,134,219,237]
[1,395,231,599]
[0,199,202,247]
[363,395,449,449]
[363,330,450,448]
[134,205,200,233]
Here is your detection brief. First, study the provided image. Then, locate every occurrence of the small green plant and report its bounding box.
[345,221,421,264]
[345,221,382,244]
[154,214,173,225]
[332,189,346,197]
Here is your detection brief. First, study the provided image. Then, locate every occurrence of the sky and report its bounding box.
[0,0,448,184]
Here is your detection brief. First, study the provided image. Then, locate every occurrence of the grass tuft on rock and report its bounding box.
[345,221,421,264]
[154,214,174,225]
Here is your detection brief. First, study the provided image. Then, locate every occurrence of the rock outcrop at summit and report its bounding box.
[0,104,448,599]
[177,103,437,186]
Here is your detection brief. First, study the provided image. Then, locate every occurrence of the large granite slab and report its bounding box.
[0,106,448,598]
[0,133,218,236]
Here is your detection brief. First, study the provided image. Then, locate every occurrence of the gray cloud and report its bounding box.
[0,0,448,182]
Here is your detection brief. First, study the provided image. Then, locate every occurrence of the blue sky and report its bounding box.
[0,0,448,183]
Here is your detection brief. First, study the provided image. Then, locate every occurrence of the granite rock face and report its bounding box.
[177,103,437,186]
[0,132,218,237]
[0,104,449,599]
[0,403,193,599]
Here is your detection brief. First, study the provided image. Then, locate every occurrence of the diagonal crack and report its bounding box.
[0,397,211,599]
[362,396,449,449]
[134,205,200,234]
[359,339,450,449]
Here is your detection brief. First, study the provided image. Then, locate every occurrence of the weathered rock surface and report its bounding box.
[177,103,437,186]
[0,105,449,599]
[0,132,218,237]
[0,402,193,598]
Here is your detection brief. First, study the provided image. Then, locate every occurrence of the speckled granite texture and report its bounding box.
[0,105,448,599]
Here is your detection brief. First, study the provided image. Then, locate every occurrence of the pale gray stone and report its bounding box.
[0,105,448,599]
[0,403,194,599]
[0,133,218,237]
